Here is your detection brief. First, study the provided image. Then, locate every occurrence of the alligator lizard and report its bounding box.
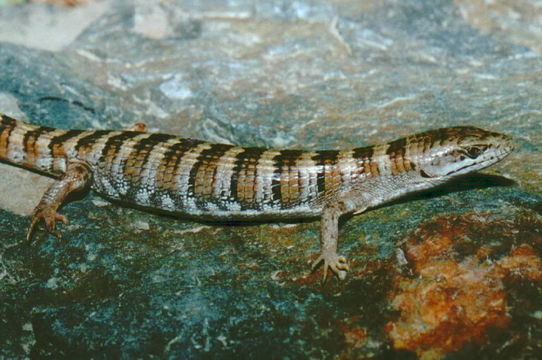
[0,113,514,280]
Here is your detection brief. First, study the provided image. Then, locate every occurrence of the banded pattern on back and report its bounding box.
[0,113,515,281]
[0,113,74,174]
[0,113,514,219]
[88,141,354,215]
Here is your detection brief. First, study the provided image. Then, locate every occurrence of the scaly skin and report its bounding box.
[0,113,515,280]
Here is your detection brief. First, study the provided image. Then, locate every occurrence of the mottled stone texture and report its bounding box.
[0,0,541,358]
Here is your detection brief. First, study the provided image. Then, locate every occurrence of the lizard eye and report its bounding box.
[462,145,487,159]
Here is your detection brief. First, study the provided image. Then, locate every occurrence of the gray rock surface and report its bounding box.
[1,0,541,358]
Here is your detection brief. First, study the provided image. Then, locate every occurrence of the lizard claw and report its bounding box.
[26,205,68,241]
[311,252,349,282]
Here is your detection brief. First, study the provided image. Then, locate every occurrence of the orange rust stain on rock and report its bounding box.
[338,317,368,347]
[386,259,509,358]
[497,243,542,281]
[385,214,542,359]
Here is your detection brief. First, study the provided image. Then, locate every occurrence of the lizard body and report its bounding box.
[0,114,514,279]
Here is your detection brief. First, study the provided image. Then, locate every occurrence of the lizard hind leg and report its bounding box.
[311,203,350,282]
[26,160,92,241]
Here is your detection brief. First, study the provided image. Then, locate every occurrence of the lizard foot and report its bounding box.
[311,251,349,282]
[27,205,68,241]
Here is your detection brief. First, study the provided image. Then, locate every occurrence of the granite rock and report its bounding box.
[1,0,541,358]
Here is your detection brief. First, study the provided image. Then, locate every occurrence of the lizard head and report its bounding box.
[412,126,515,179]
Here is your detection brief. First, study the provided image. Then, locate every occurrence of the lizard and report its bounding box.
[0,113,515,280]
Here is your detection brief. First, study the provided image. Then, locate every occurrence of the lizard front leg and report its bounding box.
[27,160,92,241]
[311,203,350,282]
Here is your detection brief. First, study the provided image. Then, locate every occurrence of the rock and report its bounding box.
[0,0,541,358]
